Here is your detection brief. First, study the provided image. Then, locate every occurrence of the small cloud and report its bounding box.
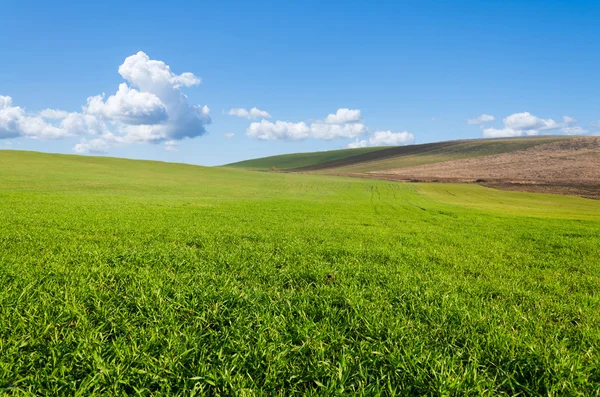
[0,96,12,109]
[246,108,367,141]
[164,140,178,152]
[309,122,366,139]
[591,121,600,128]
[482,112,562,138]
[467,114,495,125]
[228,107,271,119]
[347,139,367,148]
[503,112,558,131]
[347,130,414,148]
[561,126,588,135]
[482,127,530,138]
[224,133,235,139]
[247,119,367,141]
[481,112,589,138]
[324,108,361,124]
[247,120,310,140]
[73,138,110,154]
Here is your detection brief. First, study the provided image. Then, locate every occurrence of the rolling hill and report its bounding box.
[224,146,389,170]
[225,136,600,198]
[225,136,568,173]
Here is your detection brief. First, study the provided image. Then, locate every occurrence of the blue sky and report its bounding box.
[1,0,599,166]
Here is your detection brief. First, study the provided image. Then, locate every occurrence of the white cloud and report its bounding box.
[481,112,584,138]
[324,108,361,124]
[73,138,110,154]
[39,109,69,119]
[228,107,271,119]
[591,121,600,128]
[108,51,211,142]
[246,108,370,141]
[118,51,201,90]
[503,112,558,132]
[561,126,588,135]
[0,52,211,153]
[86,83,168,125]
[481,127,528,138]
[347,139,367,148]
[247,120,310,140]
[369,130,415,146]
[0,102,26,139]
[247,120,367,141]
[60,112,108,136]
[0,96,13,110]
[163,140,178,152]
[309,122,366,139]
[224,133,235,139]
[347,130,414,148]
[467,114,495,125]
[0,100,69,139]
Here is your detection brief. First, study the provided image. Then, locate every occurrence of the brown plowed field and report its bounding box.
[361,137,600,199]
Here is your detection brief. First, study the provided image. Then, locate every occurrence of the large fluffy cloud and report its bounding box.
[118,52,201,89]
[479,112,587,138]
[228,107,271,119]
[86,83,168,125]
[348,130,414,148]
[0,52,211,153]
[246,108,367,141]
[91,51,211,143]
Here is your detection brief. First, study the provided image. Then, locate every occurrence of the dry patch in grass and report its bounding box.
[361,137,600,199]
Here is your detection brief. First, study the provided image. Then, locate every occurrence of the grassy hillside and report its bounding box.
[311,136,569,174]
[224,146,388,170]
[226,136,569,174]
[1,150,600,395]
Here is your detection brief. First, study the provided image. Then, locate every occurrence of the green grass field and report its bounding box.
[224,146,389,170]
[1,150,600,395]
